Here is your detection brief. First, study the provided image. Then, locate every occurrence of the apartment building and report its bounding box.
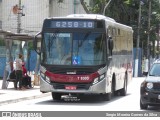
[49,0,87,17]
[1,0,88,35]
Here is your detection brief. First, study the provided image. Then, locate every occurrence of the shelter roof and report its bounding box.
[0,29,35,41]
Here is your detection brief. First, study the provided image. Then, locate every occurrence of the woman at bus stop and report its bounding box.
[14,54,23,90]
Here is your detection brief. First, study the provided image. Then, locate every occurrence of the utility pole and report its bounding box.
[74,0,76,14]
[157,24,160,57]
[134,1,142,77]
[147,0,151,70]
[17,0,21,33]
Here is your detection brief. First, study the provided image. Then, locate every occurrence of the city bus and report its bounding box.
[34,14,133,101]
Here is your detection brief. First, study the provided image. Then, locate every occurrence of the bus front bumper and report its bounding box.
[40,77,108,94]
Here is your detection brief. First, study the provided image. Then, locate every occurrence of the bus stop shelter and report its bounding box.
[0,29,37,89]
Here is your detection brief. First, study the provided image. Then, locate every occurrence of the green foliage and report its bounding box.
[87,0,107,14]
[81,0,160,57]
[124,0,131,5]
[0,37,5,46]
[57,0,63,3]
[28,41,33,50]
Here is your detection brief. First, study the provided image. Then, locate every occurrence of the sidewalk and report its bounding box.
[0,80,50,106]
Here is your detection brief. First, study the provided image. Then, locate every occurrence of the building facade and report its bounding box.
[0,0,89,77]
[1,0,88,35]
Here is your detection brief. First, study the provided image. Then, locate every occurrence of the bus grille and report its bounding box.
[52,83,91,90]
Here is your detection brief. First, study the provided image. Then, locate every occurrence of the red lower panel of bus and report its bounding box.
[45,71,99,83]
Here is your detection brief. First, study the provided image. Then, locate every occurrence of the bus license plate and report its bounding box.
[65,86,77,90]
[158,95,160,99]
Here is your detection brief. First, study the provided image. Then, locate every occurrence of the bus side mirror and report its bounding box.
[108,36,113,56]
[143,72,148,76]
[34,32,41,55]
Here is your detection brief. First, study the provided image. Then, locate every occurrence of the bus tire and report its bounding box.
[111,80,115,97]
[119,74,127,96]
[101,78,115,101]
[101,93,111,101]
[52,92,62,101]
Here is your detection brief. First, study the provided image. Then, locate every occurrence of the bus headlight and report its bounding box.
[100,74,105,80]
[41,72,45,80]
[93,74,105,85]
[40,72,50,83]
[93,78,98,85]
[46,76,50,83]
[146,82,153,89]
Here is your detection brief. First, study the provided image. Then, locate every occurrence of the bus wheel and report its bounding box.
[111,80,115,97]
[119,76,127,96]
[51,92,62,101]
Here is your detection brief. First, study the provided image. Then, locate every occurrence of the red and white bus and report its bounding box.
[34,14,133,101]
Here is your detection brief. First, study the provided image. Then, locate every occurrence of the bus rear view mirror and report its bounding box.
[34,32,41,55]
[143,72,148,76]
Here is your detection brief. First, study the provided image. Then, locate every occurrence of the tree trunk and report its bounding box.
[1,69,8,89]
[80,0,90,14]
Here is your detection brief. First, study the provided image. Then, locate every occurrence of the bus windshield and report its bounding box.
[41,32,106,66]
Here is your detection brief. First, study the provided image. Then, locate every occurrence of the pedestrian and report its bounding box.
[22,62,32,88]
[14,54,23,90]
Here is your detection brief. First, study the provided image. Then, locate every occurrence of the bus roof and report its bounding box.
[67,14,115,22]
[46,14,115,22]
[44,14,132,31]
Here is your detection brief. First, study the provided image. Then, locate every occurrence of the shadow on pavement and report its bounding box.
[35,93,131,106]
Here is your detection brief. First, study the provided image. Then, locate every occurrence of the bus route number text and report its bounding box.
[52,21,94,28]
[77,76,89,81]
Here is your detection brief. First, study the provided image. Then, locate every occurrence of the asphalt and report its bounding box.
[0,77,145,106]
[0,80,50,106]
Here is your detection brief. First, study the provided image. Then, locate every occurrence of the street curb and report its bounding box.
[0,93,50,106]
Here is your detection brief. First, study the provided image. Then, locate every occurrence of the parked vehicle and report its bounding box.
[140,59,160,109]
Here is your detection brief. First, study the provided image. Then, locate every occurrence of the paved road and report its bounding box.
[1,77,160,112]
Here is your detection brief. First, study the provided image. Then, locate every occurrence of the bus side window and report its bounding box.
[108,36,113,56]
[107,27,113,57]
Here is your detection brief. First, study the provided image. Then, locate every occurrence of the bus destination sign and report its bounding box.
[51,20,94,28]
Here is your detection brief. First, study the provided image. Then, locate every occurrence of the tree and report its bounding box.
[80,0,160,56]
[80,0,135,25]
[0,37,5,46]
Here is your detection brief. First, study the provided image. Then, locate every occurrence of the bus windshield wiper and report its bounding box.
[78,31,91,47]
[48,31,59,57]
